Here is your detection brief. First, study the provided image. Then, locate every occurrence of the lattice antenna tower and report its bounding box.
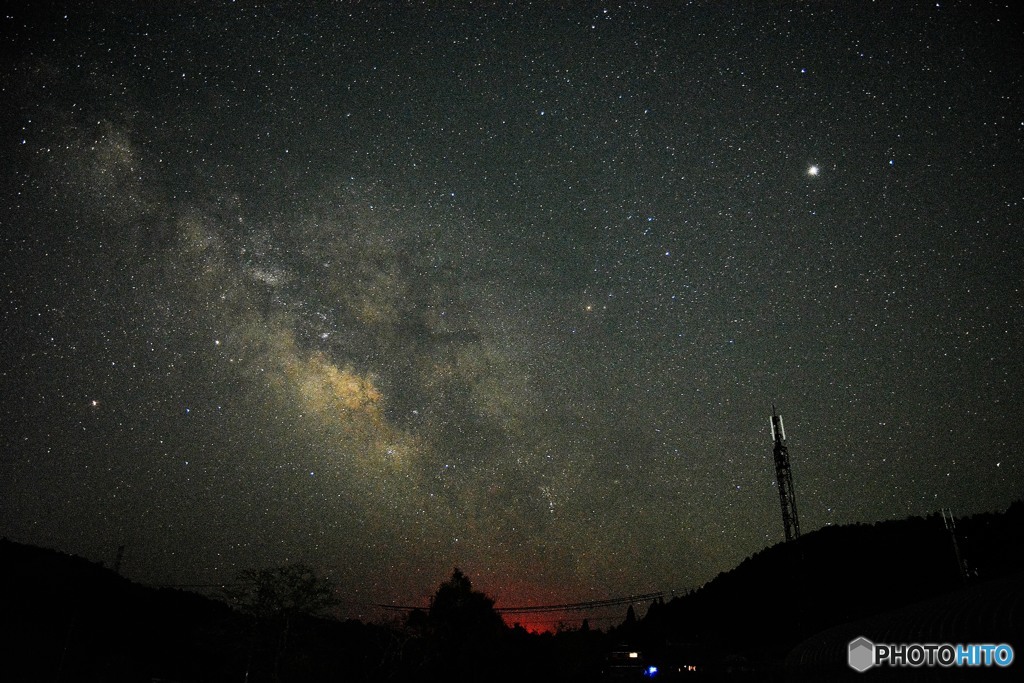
[941,508,969,581]
[770,406,801,542]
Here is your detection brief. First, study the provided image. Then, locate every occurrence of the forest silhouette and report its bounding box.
[2,502,1021,682]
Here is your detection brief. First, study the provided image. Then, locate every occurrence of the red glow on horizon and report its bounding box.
[486,576,594,635]
[504,614,555,634]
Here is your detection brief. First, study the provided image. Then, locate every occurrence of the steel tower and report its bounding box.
[770,406,801,542]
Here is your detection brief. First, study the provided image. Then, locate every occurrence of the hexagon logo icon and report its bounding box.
[848,637,875,672]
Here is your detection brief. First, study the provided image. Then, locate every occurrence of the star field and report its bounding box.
[1,1,1022,616]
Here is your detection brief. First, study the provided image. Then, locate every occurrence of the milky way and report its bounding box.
[2,2,1021,624]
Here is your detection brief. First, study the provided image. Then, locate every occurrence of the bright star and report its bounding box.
[807,165,820,176]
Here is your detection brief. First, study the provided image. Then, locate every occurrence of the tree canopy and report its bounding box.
[427,567,505,636]
[224,563,338,619]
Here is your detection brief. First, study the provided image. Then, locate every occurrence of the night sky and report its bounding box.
[2,2,1022,622]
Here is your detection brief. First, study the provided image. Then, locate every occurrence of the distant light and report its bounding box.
[645,665,659,677]
[807,165,820,176]
[629,652,639,659]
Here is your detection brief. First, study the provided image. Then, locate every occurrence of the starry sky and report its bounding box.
[2,1,1022,621]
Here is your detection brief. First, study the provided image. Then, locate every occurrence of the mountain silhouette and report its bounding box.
[2,501,1020,682]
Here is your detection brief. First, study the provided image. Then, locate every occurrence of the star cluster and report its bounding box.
[1,2,1021,615]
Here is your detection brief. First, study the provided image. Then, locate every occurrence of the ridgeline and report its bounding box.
[2,502,1021,682]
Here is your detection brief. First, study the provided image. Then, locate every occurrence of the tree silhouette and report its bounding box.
[422,568,507,679]
[223,563,338,681]
[225,563,338,619]
[428,567,504,635]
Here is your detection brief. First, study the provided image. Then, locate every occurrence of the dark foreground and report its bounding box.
[2,503,1022,682]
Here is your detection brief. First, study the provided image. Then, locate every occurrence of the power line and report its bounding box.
[376,591,667,615]
[152,582,247,589]
[153,580,684,618]
[498,591,665,614]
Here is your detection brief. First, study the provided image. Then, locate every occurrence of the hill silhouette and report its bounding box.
[2,501,1021,681]
[614,501,1024,678]
[0,539,247,681]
